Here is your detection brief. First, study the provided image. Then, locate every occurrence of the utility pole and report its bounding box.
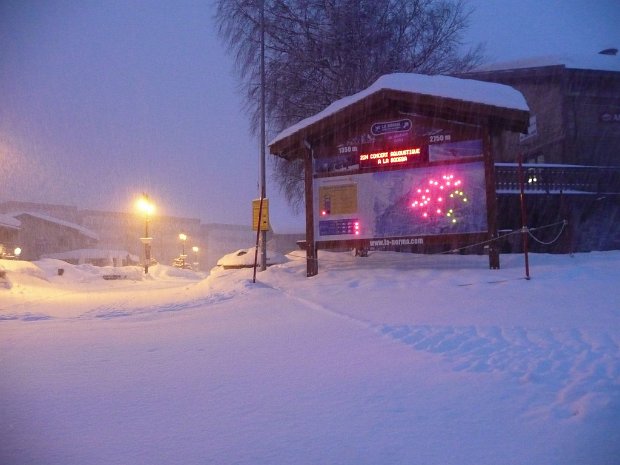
[259,0,267,272]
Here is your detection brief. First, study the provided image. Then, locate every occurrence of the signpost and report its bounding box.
[252,197,269,283]
[252,198,270,231]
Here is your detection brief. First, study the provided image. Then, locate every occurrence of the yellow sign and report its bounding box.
[252,198,270,231]
[318,184,358,215]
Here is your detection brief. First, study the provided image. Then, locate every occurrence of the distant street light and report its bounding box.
[192,245,199,271]
[179,233,187,268]
[136,193,155,274]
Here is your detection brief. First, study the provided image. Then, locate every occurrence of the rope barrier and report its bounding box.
[527,220,568,246]
[285,218,568,262]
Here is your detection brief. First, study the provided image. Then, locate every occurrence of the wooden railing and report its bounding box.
[495,164,620,194]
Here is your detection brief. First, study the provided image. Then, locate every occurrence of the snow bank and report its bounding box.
[1,251,619,465]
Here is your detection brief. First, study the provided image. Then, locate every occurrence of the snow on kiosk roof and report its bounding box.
[269,73,529,156]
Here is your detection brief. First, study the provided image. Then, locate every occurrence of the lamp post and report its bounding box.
[179,233,187,268]
[136,194,155,274]
[192,246,199,271]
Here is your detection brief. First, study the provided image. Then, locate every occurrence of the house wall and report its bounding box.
[0,227,20,256]
[464,66,620,167]
[80,210,140,257]
[460,64,620,253]
[565,71,620,166]
[15,215,97,260]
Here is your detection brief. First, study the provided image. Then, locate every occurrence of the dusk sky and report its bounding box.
[1,0,619,230]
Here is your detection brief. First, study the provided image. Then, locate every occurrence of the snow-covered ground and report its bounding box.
[1,251,619,465]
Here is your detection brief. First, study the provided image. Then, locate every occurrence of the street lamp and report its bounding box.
[192,245,199,271]
[179,233,187,268]
[136,194,155,274]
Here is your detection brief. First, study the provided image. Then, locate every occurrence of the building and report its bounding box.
[8,212,98,261]
[0,213,21,258]
[80,209,204,269]
[0,201,261,270]
[460,50,620,252]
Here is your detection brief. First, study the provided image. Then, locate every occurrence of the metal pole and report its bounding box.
[259,0,267,272]
[304,141,318,276]
[518,154,531,280]
[144,214,149,274]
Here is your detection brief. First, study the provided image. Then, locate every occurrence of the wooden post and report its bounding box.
[304,141,318,276]
[518,153,531,280]
[484,128,500,269]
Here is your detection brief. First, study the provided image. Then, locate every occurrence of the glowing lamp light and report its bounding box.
[14,247,22,257]
[136,197,155,216]
[321,210,327,216]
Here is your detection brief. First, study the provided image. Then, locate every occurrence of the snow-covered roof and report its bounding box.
[474,53,620,74]
[270,73,529,148]
[9,211,99,240]
[0,213,21,230]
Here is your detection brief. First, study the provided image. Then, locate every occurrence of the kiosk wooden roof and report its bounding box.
[269,73,529,158]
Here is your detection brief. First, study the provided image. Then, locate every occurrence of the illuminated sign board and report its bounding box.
[359,147,423,169]
[315,162,487,241]
[312,113,488,248]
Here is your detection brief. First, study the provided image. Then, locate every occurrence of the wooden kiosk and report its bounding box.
[269,73,529,276]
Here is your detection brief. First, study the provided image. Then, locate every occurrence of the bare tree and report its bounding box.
[216,0,484,210]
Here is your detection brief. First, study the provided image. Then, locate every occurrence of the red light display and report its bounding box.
[359,147,422,169]
[410,174,469,224]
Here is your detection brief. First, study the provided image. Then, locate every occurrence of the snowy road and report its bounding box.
[1,253,619,464]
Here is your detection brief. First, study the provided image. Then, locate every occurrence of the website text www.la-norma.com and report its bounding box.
[369,237,424,247]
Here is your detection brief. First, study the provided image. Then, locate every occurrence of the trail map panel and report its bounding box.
[313,113,489,247]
